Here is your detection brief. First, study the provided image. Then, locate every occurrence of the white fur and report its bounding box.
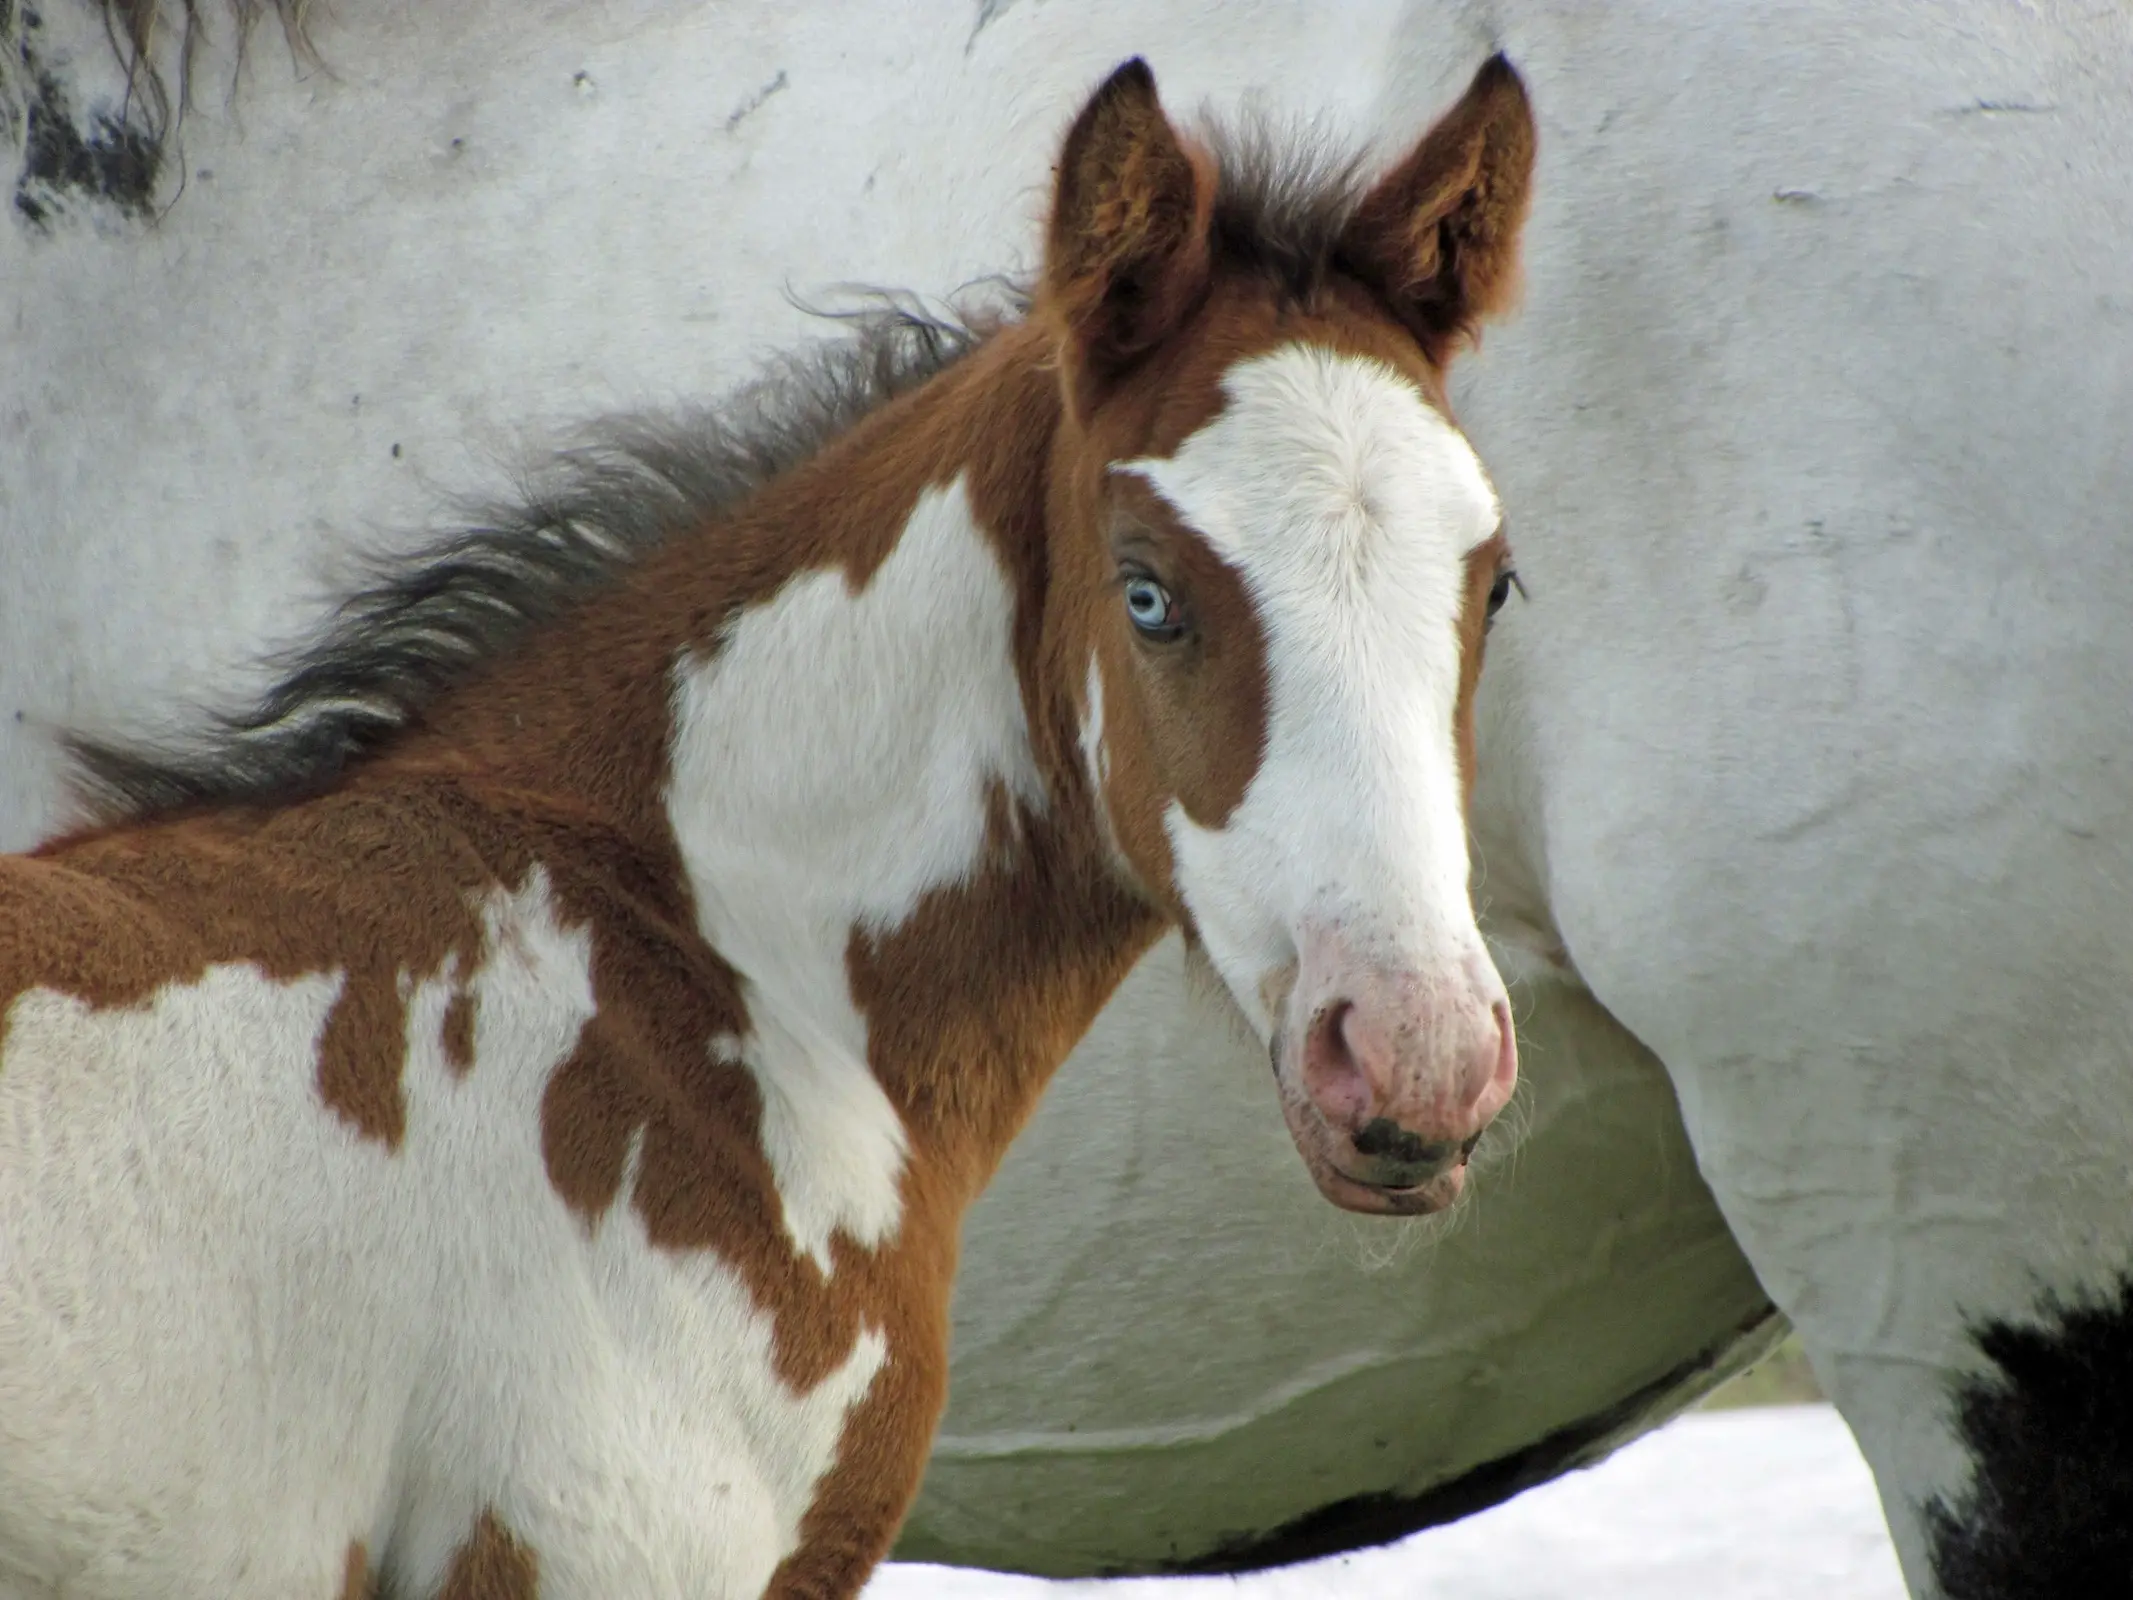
[1079,654,1109,795]
[1122,344,1501,1032]
[665,476,1043,1274]
[0,867,884,1598]
[1078,652,1133,872]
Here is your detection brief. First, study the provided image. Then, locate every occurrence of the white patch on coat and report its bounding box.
[0,865,885,1597]
[666,475,1043,1274]
[1079,654,1109,794]
[1077,653,1131,870]
[1121,344,1502,1034]
[0,964,373,1599]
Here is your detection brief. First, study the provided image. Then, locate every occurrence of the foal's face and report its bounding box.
[1046,57,1535,1214]
[1075,292,1518,1217]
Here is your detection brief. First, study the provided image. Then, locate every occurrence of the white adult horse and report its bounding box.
[8,4,2130,1598]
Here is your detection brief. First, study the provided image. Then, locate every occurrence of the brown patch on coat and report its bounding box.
[0,48,1535,1600]
[1453,531,1513,796]
[7,781,514,1150]
[441,986,478,1074]
[436,1509,539,1600]
[1105,469,1269,829]
[339,1540,373,1600]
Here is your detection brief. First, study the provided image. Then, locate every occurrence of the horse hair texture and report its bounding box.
[1926,1270,2133,1598]
[62,97,1407,824]
[2,3,307,151]
[65,292,1009,820]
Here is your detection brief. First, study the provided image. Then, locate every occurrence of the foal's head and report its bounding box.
[1040,58,1534,1214]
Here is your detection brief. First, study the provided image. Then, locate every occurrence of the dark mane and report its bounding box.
[1201,111,1372,303]
[2,3,313,152]
[58,105,1386,825]
[65,291,1013,822]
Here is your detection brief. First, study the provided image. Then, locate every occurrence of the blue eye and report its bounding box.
[1123,575,1183,641]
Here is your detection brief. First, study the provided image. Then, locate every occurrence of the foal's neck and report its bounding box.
[440,326,1159,1207]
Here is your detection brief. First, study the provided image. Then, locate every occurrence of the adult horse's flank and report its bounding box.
[0,57,1532,1599]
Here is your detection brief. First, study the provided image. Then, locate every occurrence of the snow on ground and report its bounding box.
[868,1404,1908,1599]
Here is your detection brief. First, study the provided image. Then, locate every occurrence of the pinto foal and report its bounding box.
[0,57,1534,1600]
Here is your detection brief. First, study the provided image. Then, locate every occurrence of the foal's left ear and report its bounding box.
[1338,54,1537,363]
[1045,58,1215,418]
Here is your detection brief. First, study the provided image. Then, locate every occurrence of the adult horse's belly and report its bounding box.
[912,939,1771,1574]
[0,0,1770,1576]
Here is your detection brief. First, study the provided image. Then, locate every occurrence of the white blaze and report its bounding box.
[1122,343,1502,1035]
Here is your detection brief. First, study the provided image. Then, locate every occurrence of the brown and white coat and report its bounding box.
[0,55,1535,1600]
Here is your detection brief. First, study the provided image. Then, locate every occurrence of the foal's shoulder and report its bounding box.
[0,841,215,1014]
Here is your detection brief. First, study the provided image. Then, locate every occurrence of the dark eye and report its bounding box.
[1123,574,1185,642]
[1486,566,1521,626]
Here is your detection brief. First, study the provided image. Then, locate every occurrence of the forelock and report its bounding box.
[1198,110,1372,304]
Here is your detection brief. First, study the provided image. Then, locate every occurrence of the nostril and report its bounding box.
[1456,994,1519,1124]
[1336,1000,1370,1067]
[1302,999,1373,1130]
[1487,996,1518,1091]
[1314,1000,1356,1071]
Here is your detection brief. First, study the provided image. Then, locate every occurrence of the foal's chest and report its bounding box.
[364,868,915,1597]
[0,850,918,1599]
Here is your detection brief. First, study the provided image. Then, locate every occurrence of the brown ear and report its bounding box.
[1044,58,1214,417]
[1338,54,1536,362]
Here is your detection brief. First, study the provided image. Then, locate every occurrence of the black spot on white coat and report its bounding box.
[1927,1271,2133,1598]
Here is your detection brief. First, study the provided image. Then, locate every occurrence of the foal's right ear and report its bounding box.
[1044,59,1215,419]
[1337,54,1536,363]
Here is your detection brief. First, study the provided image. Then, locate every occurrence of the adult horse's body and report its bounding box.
[8,3,2132,1597]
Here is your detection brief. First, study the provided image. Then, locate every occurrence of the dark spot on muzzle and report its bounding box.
[1352,1117,1459,1169]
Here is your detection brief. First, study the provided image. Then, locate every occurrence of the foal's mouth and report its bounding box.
[1268,1050,1482,1217]
[1310,1159,1470,1216]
